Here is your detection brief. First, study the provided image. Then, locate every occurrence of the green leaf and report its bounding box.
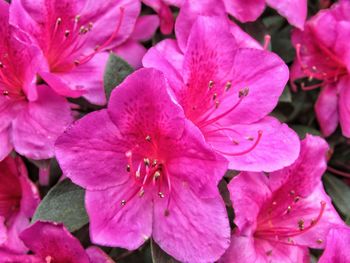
[290,125,321,139]
[151,239,179,263]
[324,173,350,219]
[103,53,133,100]
[279,86,292,103]
[32,179,88,232]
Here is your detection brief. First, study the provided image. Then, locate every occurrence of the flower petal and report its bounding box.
[108,68,186,141]
[315,84,339,137]
[338,76,350,137]
[12,85,72,160]
[222,0,266,22]
[20,221,90,262]
[266,0,307,29]
[207,116,300,172]
[86,181,153,250]
[153,177,230,263]
[55,110,129,190]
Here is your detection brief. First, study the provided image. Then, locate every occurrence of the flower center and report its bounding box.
[0,60,26,101]
[255,189,326,247]
[120,135,172,215]
[192,80,263,156]
[295,43,348,91]
[48,7,125,72]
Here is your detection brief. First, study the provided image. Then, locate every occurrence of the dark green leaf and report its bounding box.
[324,173,350,219]
[151,239,179,263]
[279,86,292,103]
[32,179,88,232]
[103,53,133,100]
[290,125,321,139]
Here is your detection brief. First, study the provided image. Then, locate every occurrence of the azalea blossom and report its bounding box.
[291,0,350,138]
[55,68,230,262]
[221,135,344,262]
[318,226,350,263]
[9,0,140,105]
[143,16,300,172]
[222,0,307,29]
[0,221,114,262]
[0,155,40,253]
[0,0,72,160]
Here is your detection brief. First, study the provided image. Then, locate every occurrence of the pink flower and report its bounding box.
[9,0,140,105]
[318,226,350,263]
[221,135,344,262]
[143,16,300,172]
[175,0,263,51]
[0,221,114,263]
[55,68,230,262]
[142,0,183,34]
[113,15,159,69]
[0,155,40,253]
[222,0,307,29]
[291,0,350,138]
[0,1,72,160]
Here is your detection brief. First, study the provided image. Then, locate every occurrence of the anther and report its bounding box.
[2,90,9,96]
[75,15,81,23]
[208,80,214,89]
[317,239,323,244]
[294,196,300,203]
[88,22,93,30]
[121,200,126,206]
[74,60,80,66]
[232,139,239,145]
[290,190,295,195]
[79,26,88,34]
[247,136,254,141]
[239,87,249,98]
[139,189,145,197]
[144,158,150,166]
[154,171,161,180]
[225,81,232,91]
[298,219,305,230]
[158,192,164,198]
[212,93,217,100]
[215,100,219,109]
[286,206,292,214]
[126,164,131,172]
[152,160,158,167]
[145,135,151,142]
[0,62,3,68]
[56,17,62,24]
[64,30,70,37]
[135,170,141,178]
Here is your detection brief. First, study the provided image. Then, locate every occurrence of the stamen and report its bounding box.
[225,81,232,91]
[121,199,126,206]
[215,130,263,156]
[158,192,164,198]
[145,135,151,142]
[64,30,70,37]
[208,80,214,90]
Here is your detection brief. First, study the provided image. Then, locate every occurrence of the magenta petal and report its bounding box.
[208,117,300,172]
[114,40,147,69]
[315,84,339,137]
[175,0,226,51]
[131,15,159,41]
[55,110,129,190]
[142,39,184,90]
[220,48,289,125]
[12,85,72,160]
[108,68,185,141]
[338,77,350,137]
[20,221,90,262]
[165,121,228,198]
[40,52,108,105]
[85,246,115,263]
[223,0,266,22]
[319,226,350,263]
[220,233,266,263]
[86,182,153,250]
[0,128,12,161]
[266,0,307,29]
[153,178,230,263]
[228,171,271,232]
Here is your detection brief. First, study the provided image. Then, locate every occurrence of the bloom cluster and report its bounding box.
[0,0,349,262]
